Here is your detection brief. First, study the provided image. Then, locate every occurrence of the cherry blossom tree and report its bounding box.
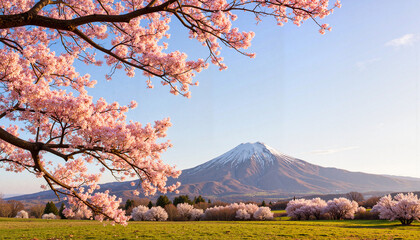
[286,198,327,220]
[131,205,168,221]
[372,193,420,225]
[308,198,327,220]
[144,206,168,221]
[235,208,251,220]
[15,210,29,219]
[0,0,339,224]
[322,197,358,220]
[131,205,149,221]
[356,206,366,214]
[253,206,273,220]
[204,202,267,220]
[42,213,57,219]
[286,198,310,220]
[176,202,193,219]
[176,202,203,220]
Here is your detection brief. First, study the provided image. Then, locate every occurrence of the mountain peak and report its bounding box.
[235,142,283,157]
[190,142,295,172]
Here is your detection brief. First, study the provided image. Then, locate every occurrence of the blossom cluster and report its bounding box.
[0,0,338,225]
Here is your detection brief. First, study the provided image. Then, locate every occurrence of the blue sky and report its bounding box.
[1,0,420,195]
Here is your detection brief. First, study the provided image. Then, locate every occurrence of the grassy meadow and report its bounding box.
[1,217,420,240]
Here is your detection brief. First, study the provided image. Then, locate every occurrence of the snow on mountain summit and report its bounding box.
[190,142,296,172]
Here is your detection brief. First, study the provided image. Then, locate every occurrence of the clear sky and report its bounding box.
[1,0,420,196]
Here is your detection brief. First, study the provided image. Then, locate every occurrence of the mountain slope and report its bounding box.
[174,142,420,197]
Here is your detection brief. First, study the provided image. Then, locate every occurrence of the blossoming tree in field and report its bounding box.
[15,210,29,219]
[144,206,168,221]
[131,205,149,221]
[204,202,268,220]
[286,198,327,220]
[176,203,203,220]
[286,198,310,220]
[322,197,358,220]
[0,0,339,224]
[253,206,273,220]
[372,193,420,225]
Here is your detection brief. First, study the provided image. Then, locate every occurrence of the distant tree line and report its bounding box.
[0,194,67,219]
[123,194,210,214]
[130,202,273,221]
[4,191,418,225]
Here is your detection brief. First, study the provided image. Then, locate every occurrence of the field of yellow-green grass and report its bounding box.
[1,217,420,239]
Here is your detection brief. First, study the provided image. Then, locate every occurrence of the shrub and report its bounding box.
[15,210,29,219]
[356,206,366,214]
[176,203,204,221]
[131,205,168,221]
[309,198,328,220]
[273,211,287,218]
[42,213,57,219]
[286,199,310,220]
[361,196,381,209]
[286,198,328,220]
[131,205,149,221]
[208,200,229,208]
[372,193,420,225]
[29,204,45,218]
[323,198,358,220]
[204,203,269,221]
[203,205,237,221]
[193,202,210,210]
[0,199,12,217]
[177,203,194,220]
[235,209,251,220]
[144,206,168,221]
[253,207,273,220]
[354,209,379,220]
[345,192,364,203]
[2,200,24,217]
[190,208,204,221]
[164,204,178,221]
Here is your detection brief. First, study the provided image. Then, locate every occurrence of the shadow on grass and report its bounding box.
[342,220,420,229]
[285,219,420,230]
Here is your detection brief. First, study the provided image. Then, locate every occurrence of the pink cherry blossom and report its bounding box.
[0,0,338,224]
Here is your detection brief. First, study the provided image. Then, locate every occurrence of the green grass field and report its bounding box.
[1,218,420,240]
[271,210,286,214]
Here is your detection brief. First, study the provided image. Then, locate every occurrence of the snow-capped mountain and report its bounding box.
[189,142,296,172]
[9,142,420,203]
[173,142,420,198]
